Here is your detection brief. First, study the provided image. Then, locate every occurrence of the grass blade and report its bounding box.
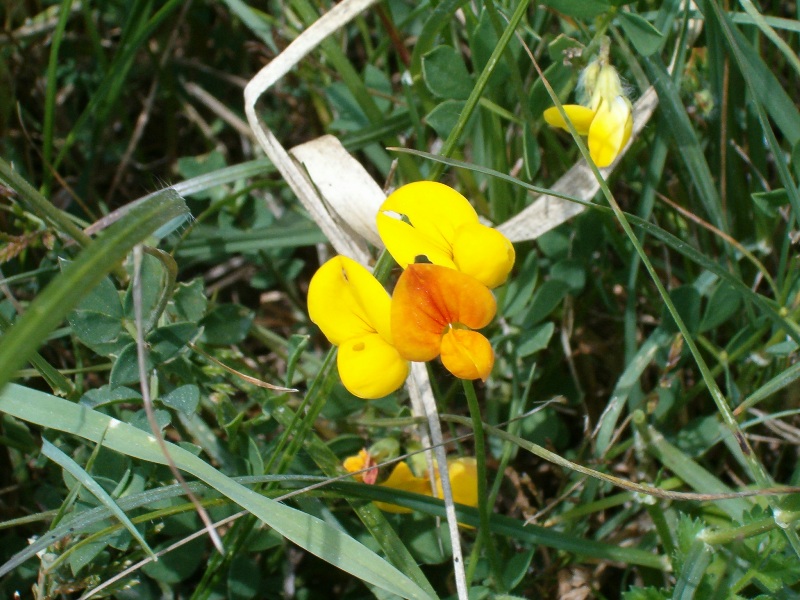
[40,437,156,559]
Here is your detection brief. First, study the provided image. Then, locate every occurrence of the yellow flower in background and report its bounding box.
[435,457,478,508]
[391,263,497,381]
[373,458,479,514]
[307,255,409,399]
[376,181,515,289]
[375,461,432,513]
[543,58,633,168]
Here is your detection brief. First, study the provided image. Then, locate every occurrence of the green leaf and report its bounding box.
[622,587,670,600]
[618,12,664,56]
[170,278,208,322]
[160,384,200,416]
[661,286,701,335]
[550,258,586,292]
[752,188,789,218]
[0,384,434,600]
[142,537,205,583]
[64,267,123,348]
[129,408,171,433]
[522,279,571,327]
[541,0,610,19]
[176,151,228,201]
[123,251,166,333]
[148,322,199,363]
[425,100,468,139]
[69,540,108,577]
[109,342,151,388]
[199,304,254,345]
[699,282,741,332]
[422,46,473,100]
[515,322,555,358]
[228,553,261,600]
[501,546,535,591]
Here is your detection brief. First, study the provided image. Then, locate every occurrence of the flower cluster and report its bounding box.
[543,52,632,168]
[308,181,515,399]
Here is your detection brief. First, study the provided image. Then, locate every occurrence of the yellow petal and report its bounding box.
[337,333,409,399]
[440,328,494,381]
[391,264,497,362]
[588,96,631,168]
[376,461,431,513]
[435,458,478,507]
[308,255,393,346]
[543,105,595,136]
[376,181,478,269]
[452,223,515,289]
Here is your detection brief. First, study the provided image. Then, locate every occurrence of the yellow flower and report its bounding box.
[307,255,409,399]
[543,60,633,168]
[434,457,478,508]
[375,461,432,513]
[391,263,497,381]
[375,458,479,514]
[343,449,379,484]
[376,181,515,289]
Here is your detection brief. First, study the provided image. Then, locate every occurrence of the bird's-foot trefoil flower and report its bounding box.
[343,438,400,485]
[343,448,379,484]
[371,457,479,514]
[376,181,515,289]
[391,262,497,381]
[543,50,633,168]
[307,255,409,399]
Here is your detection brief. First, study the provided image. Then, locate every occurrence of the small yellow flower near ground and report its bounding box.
[434,457,478,508]
[543,55,633,168]
[391,263,497,381]
[307,255,409,399]
[373,459,479,514]
[376,181,515,289]
[343,448,379,484]
[374,461,433,513]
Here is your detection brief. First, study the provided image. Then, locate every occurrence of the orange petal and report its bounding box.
[391,264,497,362]
[440,328,494,381]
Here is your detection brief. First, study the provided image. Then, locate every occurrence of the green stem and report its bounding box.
[462,379,501,585]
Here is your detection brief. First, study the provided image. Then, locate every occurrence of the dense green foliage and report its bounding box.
[2,0,800,598]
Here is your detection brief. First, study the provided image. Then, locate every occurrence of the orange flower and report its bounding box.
[391,263,496,381]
